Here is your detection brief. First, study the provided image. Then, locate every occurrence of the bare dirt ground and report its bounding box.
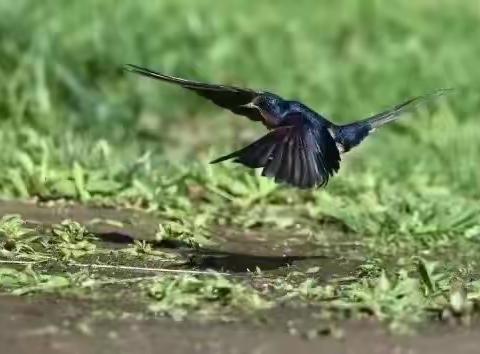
[1,200,480,354]
[2,295,480,354]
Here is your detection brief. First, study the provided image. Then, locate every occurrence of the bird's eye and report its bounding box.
[267,99,277,109]
[260,98,274,110]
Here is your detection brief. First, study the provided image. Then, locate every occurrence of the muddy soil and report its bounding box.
[1,200,480,354]
[2,296,480,354]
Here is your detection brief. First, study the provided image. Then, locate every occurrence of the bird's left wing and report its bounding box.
[125,64,265,123]
[211,113,341,189]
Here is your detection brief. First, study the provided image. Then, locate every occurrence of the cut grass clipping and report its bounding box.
[146,275,271,320]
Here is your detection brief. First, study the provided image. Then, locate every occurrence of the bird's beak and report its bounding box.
[240,102,258,109]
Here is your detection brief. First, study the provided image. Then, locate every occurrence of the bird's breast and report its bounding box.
[259,111,282,128]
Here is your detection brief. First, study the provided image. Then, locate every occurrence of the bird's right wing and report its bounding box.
[125,64,266,123]
[332,88,452,153]
[359,88,452,130]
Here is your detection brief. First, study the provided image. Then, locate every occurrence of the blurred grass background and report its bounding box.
[0,0,479,205]
[2,0,480,326]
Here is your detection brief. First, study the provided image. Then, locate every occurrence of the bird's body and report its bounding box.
[125,64,448,189]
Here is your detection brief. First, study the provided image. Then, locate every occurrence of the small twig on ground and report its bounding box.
[0,260,37,265]
[0,259,230,276]
[68,262,230,276]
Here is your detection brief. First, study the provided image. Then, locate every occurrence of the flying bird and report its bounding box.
[125,64,449,189]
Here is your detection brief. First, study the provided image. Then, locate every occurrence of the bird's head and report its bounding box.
[243,93,290,118]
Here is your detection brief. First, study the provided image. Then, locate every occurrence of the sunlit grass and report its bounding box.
[0,0,480,332]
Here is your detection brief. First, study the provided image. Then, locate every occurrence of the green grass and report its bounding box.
[0,0,480,334]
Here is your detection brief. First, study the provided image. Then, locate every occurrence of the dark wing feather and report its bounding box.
[124,64,264,122]
[291,135,303,187]
[211,113,341,189]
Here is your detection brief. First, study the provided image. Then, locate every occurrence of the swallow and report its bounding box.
[125,64,449,189]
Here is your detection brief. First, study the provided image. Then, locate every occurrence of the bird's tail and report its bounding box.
[333,88,452,152]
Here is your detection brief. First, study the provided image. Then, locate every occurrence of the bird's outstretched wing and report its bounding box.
[124,64,265,123]
[333,88,452,153]
[211,113,341,189]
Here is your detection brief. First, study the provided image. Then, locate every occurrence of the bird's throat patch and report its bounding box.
[260,111,281,127]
